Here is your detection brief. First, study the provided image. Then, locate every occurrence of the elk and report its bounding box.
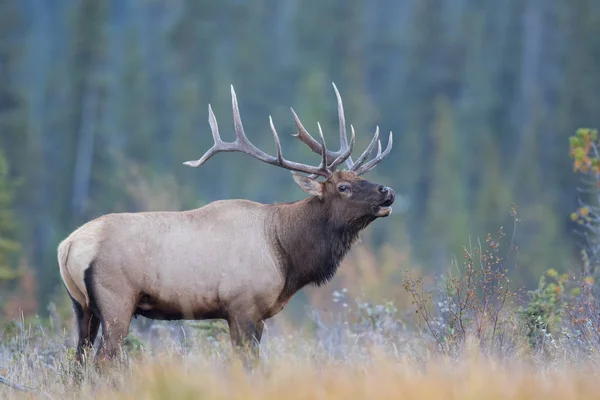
[58,83,394,365]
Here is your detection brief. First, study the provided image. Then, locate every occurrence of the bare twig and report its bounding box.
[0,374,37,393]
[0,374,54,400]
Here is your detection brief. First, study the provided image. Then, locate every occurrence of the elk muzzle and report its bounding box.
[375,186,395,217]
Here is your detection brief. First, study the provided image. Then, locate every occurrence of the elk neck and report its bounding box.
[268,196,375,300]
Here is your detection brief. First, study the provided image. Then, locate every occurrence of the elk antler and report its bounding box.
[290,83,393,176]
[183,86,350,178]
[184,83,392,178]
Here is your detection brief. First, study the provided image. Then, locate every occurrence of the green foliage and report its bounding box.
[189,320,230,342]
[568,127,600,276]
[519,269,567,349]
[0,149,21,293]
[422,96,470,268]
[124,333,146,357]
[569,128,600,176]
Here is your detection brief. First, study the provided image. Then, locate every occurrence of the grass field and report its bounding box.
[89,354,600,400]
[2,298,600,400]
[103,358,599,400]
[3,340,600,400]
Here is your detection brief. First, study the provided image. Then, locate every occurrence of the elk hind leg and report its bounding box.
[85,263,135,365]
[70,295,100,364]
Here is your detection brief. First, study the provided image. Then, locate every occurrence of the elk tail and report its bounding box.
[57,240,88,308]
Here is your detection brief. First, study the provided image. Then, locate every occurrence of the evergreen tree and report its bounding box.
[0,0,29,217]
[422,96,470,270]
[0,148,21,301]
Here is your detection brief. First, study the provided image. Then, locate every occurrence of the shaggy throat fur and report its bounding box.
[273,208,376,300]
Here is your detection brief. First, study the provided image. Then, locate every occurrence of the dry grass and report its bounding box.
[4,352,600,399]
[2,322,600,400]
[101,357,599,400]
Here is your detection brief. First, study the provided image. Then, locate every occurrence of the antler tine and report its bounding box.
[269,115,284,163]
[290,108,325,156]
[231,85,331,177]
[332,82,354,168]
[305,122,332,179]
[355,131,393,176]
[272,116,329,178]
[183,104,224,167]
[231,85,260,151]
[289,83,357,169]
[329,124,356,170]
[317,122,329,171]
[349,125,379,172]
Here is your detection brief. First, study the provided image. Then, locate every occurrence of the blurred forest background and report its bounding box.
[0,0,599,323]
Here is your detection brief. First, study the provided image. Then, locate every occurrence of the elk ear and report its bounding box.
[292,172,323,199]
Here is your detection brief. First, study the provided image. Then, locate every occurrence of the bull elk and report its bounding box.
[58,83,394,365]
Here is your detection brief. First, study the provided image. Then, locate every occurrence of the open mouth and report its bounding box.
[380,198,394,207]
[375,197,394,217]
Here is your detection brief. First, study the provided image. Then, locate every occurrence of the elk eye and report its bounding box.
[338,184,350,193]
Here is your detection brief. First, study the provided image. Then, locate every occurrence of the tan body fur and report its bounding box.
[59,199,296,362]
[60,200,284,320]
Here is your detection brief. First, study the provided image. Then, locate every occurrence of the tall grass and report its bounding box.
[94,352,600,400]
[2,287,600,399]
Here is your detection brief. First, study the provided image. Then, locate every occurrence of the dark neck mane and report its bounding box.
[269,197,375,300]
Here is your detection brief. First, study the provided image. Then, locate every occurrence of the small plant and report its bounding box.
[519,269,567,349]
[569,128,600,175]
[403,211,520,356]
[561,266,600,355]
[569,128,600,276]
[561,127,600,355]
[124,333,146,357]
[189,320,229,343]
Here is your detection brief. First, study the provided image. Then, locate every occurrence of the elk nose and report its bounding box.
[378,185,389,194]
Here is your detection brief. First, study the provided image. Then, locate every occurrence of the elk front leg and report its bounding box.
[227,316,264,367]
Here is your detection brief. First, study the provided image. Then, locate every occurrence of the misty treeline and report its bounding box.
[0,0,599,318]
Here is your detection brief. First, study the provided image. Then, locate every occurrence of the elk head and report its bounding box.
[183,82,395,222]
[293,170,395,228]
